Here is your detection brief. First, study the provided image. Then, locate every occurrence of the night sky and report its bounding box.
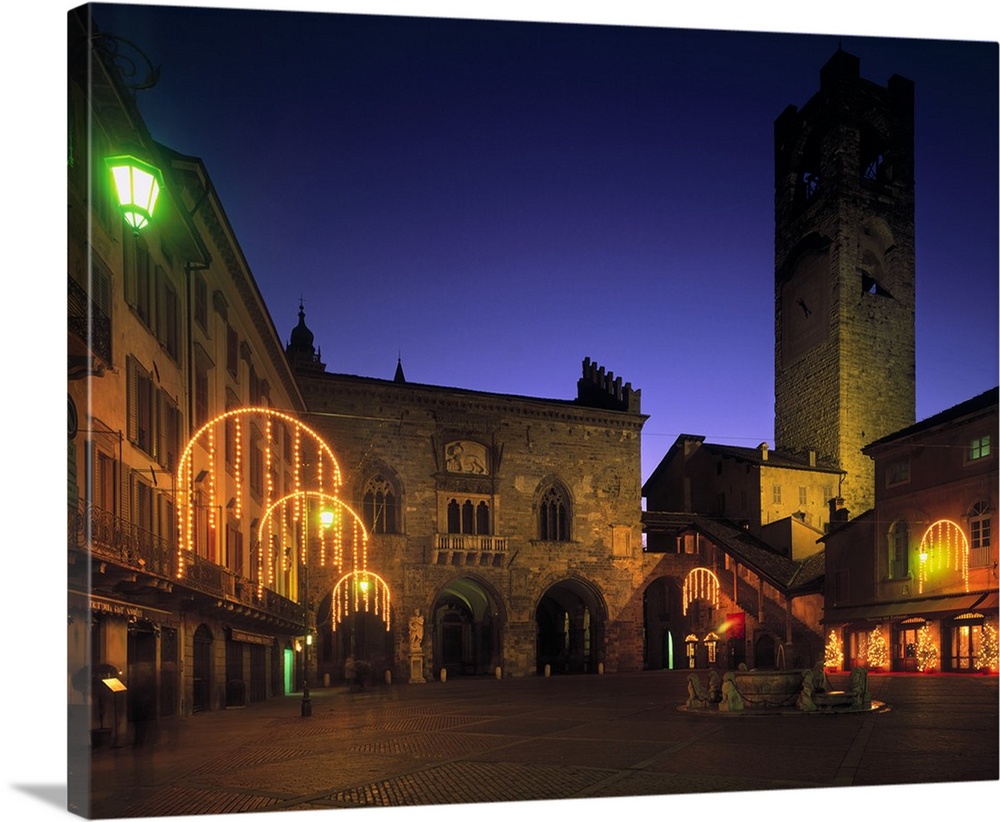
[0,3,993,821]
[88,2,999,485]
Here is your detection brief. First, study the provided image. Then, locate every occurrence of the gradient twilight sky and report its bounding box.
[91,2,999,484]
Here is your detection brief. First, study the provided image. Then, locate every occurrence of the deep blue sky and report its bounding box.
[91,2,999,485]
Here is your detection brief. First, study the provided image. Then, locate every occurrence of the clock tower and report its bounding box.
[774,49,915,515]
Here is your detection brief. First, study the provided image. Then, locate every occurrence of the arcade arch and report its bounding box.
[535,577,607,674]
[429,576,506,678]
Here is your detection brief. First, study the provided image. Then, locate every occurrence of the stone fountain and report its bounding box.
[682,664,881,714]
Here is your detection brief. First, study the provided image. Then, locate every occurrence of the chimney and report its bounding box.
[808,450,816,467]
[759,442,769,462]
[828,497,849,528]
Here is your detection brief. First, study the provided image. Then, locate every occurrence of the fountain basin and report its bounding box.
[731,669,804,710]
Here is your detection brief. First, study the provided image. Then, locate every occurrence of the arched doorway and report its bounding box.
[430,577,504,678]
[642,577,682,669]
[192,624,213,713]
[535,578,606,674]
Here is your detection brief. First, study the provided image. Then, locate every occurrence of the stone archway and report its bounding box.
[429,576,505,678]
[642,576,683,670]
[535,577,607,675]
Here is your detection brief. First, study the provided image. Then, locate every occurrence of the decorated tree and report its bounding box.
[915,624,939,672]
[824,630,844,671]
[979,622,999,673]
[868,627,889,670]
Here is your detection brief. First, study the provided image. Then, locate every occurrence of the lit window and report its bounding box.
[969,436,991,461]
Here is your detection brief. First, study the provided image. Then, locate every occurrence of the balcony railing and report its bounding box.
[68,276,112,365]
[69,503,302,625]
[434,534,508,552]
[432,533,508,567]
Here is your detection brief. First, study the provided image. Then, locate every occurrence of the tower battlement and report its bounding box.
[577,357,641,413]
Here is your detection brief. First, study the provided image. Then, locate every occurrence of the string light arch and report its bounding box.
[331,570,392,633]
[682,567,720,615]
[175,406,342,579]
[917,519,969,594]
[255,491,369,590]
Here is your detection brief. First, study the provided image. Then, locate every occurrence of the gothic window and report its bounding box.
[539,484,569,542]
[887,520,909,580]
[362,474,399,534]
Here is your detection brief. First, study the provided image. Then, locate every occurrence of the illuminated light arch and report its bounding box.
[331,570,392,632]
[917,519,970,594]
[256,491,369,589]
[175,406,342,578]
[682,567,720,615]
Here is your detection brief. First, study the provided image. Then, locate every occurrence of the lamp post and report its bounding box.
[301,506,334,717]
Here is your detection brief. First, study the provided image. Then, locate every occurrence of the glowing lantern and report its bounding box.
[106,154,162,230]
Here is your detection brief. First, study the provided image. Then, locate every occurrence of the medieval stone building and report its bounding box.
[774,49,916,516]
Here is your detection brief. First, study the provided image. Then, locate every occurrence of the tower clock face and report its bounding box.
[781,250,829,365]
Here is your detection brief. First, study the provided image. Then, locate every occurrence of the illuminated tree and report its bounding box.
[979,622,999,673]
[868,627,889,670]
[915,624,938,672]
[824,630,844,670]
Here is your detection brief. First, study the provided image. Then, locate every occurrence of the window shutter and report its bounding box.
[127,356,138,445]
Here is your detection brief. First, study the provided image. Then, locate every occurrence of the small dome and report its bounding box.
[289,303,314,348]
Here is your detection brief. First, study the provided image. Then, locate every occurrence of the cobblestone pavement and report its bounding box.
[77,670,998,819]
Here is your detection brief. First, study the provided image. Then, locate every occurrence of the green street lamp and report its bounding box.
[106,154,162,231]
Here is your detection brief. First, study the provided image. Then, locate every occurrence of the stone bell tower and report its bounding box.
[773,49,916,515]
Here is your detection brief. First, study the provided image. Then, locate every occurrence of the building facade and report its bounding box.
[68,8,315,775]
[822,388,999,674]
[643,435,845,539]
[774,49,916,515]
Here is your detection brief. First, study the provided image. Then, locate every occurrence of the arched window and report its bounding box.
[362,474,399,534]
[887,520,908,580]
[539,484,570,542]
[970,500,992,567]
[447,497,490,535]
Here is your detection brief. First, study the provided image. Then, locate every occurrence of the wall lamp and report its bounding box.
[106,154,162,231]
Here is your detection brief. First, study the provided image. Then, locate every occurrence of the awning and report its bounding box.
[823,591,997,624]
